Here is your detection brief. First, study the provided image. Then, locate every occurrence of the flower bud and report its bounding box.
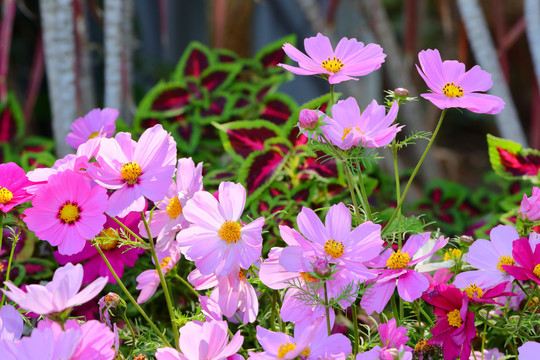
[98,292,127,327]
[313,258,331,277]
[519,187,540,221]
[459,235,474,245]
[298,109,319,130]
[394,88,409,97]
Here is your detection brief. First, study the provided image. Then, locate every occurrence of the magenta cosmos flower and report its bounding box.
[177,181,265,276]
[66,108,118,149]
[140,157,203,252]
[519,186,540,221]
[136,243,180,303]
[423,284,476,360]
[0,162,33,213]
[416,49,504,114]
[155,320,244,360]
[54,210,145,284]
[278,33,385,84]
[360,232,448,314]
[323,97,401,150]
[2,263,107,315]
[356,318,412,360]
[89,124,176,217]
[453,225,520,288]
[502,237,540,286]
[23,169,108,255]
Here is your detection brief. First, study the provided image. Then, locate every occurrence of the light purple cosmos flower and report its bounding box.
[360,232,448,314]
[0,305,23,342]
[278,33,385,84]
[416,49,504,114]
[2,263,107,316]
[140,157,203,252]
[356,318,412,360]
[519,187,540,221]
[323,97,401,150]
[453,225,520,288]
[89,124,177,217]
[502,237,540,286]
[519,341,540,360]
[177,181,264,276]
[136,243,180,304]
[155,320,244,360]
[0,162,33,213]
[66,108,118,149]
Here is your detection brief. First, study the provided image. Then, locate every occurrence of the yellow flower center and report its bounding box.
[218,220,242,244]
[104,293,120,304]
[444,248,462,261]
[0,187,13,205]
[414,339,435,354]
[300,347,310,357]
[239,268,247,281]
[277,342,296,358]
[534,264,540,278]
[447,309,462,327]
[324,238,344,258]
[386,250,410,269]
[58,202,81,224]
[465,283,484,299]
[166,196,182,219]
[321,56,344,73]
[300,272,318,282]
[342,126,353,140]
[121,161,142,185]
[88,131,100,140]
[99,228,120,251]
[442,82,464,98]
[497,255,515,273]
[160,257,171,269]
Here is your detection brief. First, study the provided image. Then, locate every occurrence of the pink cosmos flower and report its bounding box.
[23,169,108,255]
[2,263,107,315]
[360,233,448,314]
[66,108,118,149]
[423,284,476,360]
[177,181,264,276]
[416,49,504,114]
[519,341,540,360]
[502,237,540,286]
[89,124,177,217]
[323,98,401,150]
[140,157,203,252]
[249,320,351,360]
[3,319,115,360]
[0,162,33,213]
[54,210,145,284]
[136,243,180,304]
[453,225,520,288]
[356,318,412,360]
[455,280,515,306]
[519,187,540,221]
[155,320,244,360]
[278,33,386,84]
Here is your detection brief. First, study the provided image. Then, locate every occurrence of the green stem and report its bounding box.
[324,281,331,336]
[94,244,172,348]
[417,300,435,327]
[270,290,278,331]
[481,320,486,360]
[354,161,373,221]
[121,314,137,355]
[383,109,447,234]
[352,303,359,356]
[391,144,403,247]
[173,274,199,297]
[141,212,180,351]
[391,293,400,325]
[516,281,533,329]
[109,215,149,247]
[1,223,18,309]
[343,161,364,224]
[329,84,335,107]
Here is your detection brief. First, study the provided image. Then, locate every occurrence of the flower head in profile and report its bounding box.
[356,318,412,360]
[23,169,108,255]
[278,33,386,84]
[66,108,118,149]
[324,97,401,150]
[136,243,180,304]
[0,162,33,213]
[2,263,107,316]
[416,49,504,114]
[155,320,244,360]
[519,187,540,221]
[177,182,264,276]
[502,237,540,286]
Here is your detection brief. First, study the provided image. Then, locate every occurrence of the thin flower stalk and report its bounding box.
[110,215,149,248]
[0,225,17,309]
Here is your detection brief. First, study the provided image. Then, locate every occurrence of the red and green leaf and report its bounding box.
[259,93,297,126]
[255,34,295,71]
[173,42,213,80]
[200,64,242,93]
[487,134,540,182]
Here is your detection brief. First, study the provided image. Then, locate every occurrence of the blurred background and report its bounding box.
[1,0,539,187]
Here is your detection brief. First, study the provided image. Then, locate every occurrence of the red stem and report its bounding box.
[23,34,44,125]
[0,0,16,102]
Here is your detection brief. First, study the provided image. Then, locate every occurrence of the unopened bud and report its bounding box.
[459,235,474,245]
[313,258,331,277]
[98,292,127,327]
[298,109,319,130]
[394,88,409,97]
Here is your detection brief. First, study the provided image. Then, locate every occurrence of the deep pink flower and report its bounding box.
[54,211,144,283]
[0,162,33,213]
[519,187,540,221]
[23,169,108,255]
[361,233,448,314]
[89,124,177,217]
[278,33,385,84]
[416,49,504,114]
[140,157,203,252]
[155,320,244,360]
[423,284,476,360]
[66,108,118,149]
[177,182,264,276]
[136,243,180,304]
[2,263,107,315]
[502,237,540,286]
[356,318,412,360]
[323,98,401,150]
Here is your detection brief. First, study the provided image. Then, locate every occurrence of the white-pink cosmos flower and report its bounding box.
[2,263,107,315]
[177,182,264,276]
[66,107,118,149]
[89,124,177,217]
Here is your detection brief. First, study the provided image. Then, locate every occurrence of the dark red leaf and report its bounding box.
[497,146,540,177]
[299,155,338,179]
[151,87,190,112]
[201,70,231,93]
[245,149,284,195]
[184,48,210,77]
[260,47,287,69]
[200,96,227,118]
[260,99,293,125]
[226,127,279,158]
[0,108,16,143]
[289,127,308,148]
